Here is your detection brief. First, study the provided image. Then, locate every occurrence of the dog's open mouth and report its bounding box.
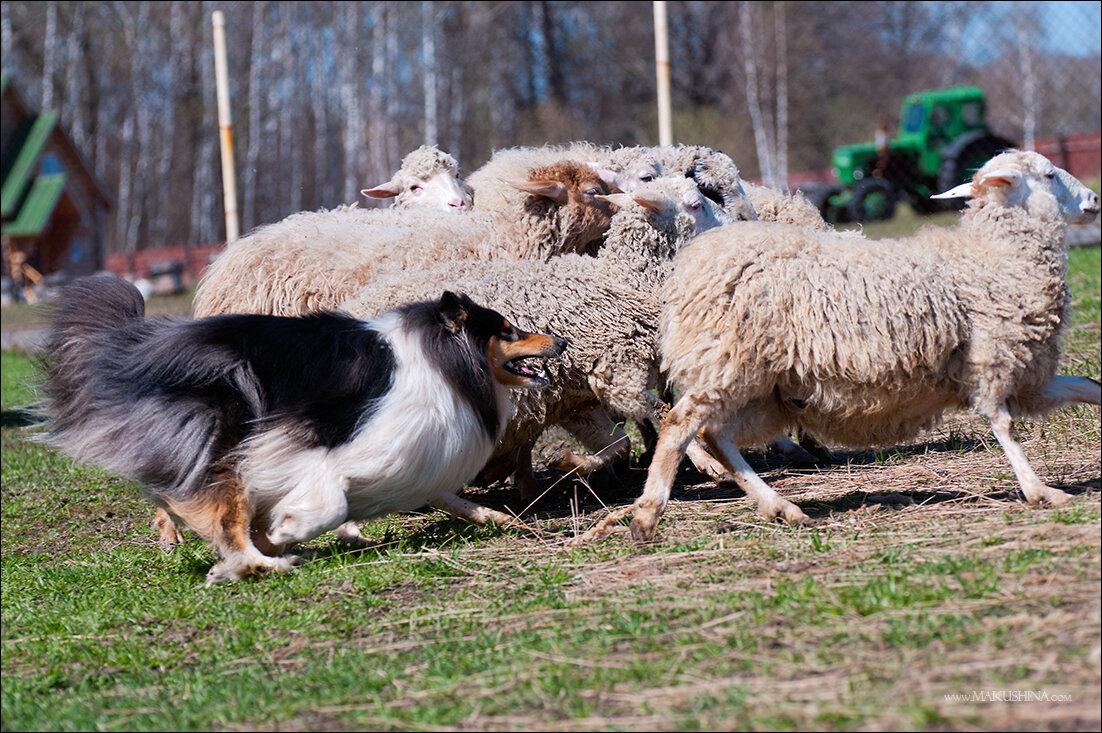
[504,356,550,387]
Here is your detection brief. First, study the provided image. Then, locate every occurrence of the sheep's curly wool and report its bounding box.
[341,177,729,482]
[468,142,615,213]
[660,154,1078,449]
[192,161,613,318]
[574,149,1099,544]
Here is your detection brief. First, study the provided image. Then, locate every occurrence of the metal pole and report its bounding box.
[653,1,672,147]
[212,10,239,243]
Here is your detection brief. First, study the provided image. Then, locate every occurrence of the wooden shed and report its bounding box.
[1,73,111,301]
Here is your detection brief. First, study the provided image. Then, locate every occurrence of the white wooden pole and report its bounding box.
[212,10,239,243]
[653,1,672,146]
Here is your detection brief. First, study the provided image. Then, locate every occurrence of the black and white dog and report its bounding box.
[39,274,566,585]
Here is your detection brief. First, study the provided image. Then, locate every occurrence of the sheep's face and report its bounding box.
[600,177,734,242]
[361,168,473,211]
[935,151,1100,225]
[510,162,615,255]
[608,162,664,193]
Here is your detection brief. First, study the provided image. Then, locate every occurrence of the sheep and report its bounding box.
[467,142,628,213]
[580,150,1101,544]
[340,176,736,497]
[470,142,821,231]
[192,160,614,319]
[360,144,474,211]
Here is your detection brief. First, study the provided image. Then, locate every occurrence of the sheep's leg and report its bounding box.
[570,397,708,544]
[513,443,543,501]
[701,430,808,525]
[151,507,185,550]
[550,410,631,475]
[985,403,1073,506]
[686,439,729,481]
[628,396,711,542]
[767,435,821,467]
[1015,375,1102,414]
[429,492,532,530]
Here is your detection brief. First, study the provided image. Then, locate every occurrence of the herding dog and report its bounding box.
[38,274,566,585]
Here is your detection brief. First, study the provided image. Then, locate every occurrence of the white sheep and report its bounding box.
[341,176,735,496]
[360,144,474,211]
[192,160,614,318]
[582,150,1101,543]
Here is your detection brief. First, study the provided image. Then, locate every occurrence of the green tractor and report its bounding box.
[803,86,1016,223]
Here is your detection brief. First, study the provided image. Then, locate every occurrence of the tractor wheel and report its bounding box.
[847,177,897,222]
[937,134,1017,207]
[801,184,851,225]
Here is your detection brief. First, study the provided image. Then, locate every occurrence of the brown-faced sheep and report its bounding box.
[191,160,614,319]
[340,176,735,498]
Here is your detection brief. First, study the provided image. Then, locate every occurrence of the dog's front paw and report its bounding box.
[204,554,303,587]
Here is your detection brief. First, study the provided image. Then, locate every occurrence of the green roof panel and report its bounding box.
[2,172,68,237]
[1,111,58,218]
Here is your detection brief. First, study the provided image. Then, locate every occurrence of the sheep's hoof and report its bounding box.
[548,448,580,473]
[1028,487,1073,507]
[781,503,809,525]
[762,501,808,525]
[629,512,660,543]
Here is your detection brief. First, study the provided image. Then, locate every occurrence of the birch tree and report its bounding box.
[242,1,266,231]
[422,1,438,146]
[41,1,56,111]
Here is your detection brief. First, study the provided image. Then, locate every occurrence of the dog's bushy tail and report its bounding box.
[37,275,225,497]
[40,273,145,386]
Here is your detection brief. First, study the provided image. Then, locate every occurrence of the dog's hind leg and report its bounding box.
[164,461,302,586]
[151,507,185,550]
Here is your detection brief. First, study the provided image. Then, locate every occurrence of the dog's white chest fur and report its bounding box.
[240,312,511,546]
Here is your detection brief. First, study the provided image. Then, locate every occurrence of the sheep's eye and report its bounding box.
[1044,171,1056,180]
[688,200,702,210]
[639,174,654,183]
[410,184,423,193]
[585,187,603,196]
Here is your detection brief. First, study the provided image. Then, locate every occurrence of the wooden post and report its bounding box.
[653,1,672,147]
[212,10,239,243]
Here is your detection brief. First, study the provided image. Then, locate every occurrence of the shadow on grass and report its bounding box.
[502,433,1100,524]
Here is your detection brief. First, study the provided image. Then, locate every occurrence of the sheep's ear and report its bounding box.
[438,291,469,332]
[931,182,976,199]
[505,178,570,205]
[361,181,401,199]
[595,193,637,210]
[592,165,624,193]
[629,190,672,213]
[976,168,1023,189]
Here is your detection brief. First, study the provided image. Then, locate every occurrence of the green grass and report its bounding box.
[2,249,1099,731]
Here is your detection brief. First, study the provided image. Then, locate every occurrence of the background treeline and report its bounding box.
[2,1,1099,253]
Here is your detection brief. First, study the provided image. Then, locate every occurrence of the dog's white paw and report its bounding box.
[204,554,303,587]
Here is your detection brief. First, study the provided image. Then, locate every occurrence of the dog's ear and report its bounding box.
[439,291,470,333]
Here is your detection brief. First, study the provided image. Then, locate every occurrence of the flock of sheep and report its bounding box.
[180,141,1100,543]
